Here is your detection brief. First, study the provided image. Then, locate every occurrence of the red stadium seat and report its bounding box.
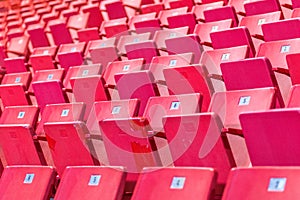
[158,6,188,27]
[153,27,189,52]
[0,84,31,107]
[244,0,282,16]
[210,27,256,57]
[29,54,56,72]
[132,167,217,200]
[165,34,203,63]
[77,28,100,43]
[194,19,233,47]
[286,84,300,108]
[192,2,224,22]
[163,113,234,193]
[103,58,144,93]
[1,71,31,89]
[0,166,56,200]
[240,109,300,166]
[0,125,46,165]
[36,102,86,136]
[200,45,249,92]
[223,167,300,200]
[125,41,159,65]
[27,23,50,48]
[28,69,64,93]
[70,75,110,120]
[220,57,285,107]
[239,11,282,39]
[204,5,239,27]
[49,20,73,46]
[63,64,102,91]
[44,121,99,176]
[262,18,300,42]
[0,105,39,127]
[87,99,140,164]
[115,70,159,116]
[4,57,27,73]
[286,53,300,85]
[167,13,197,33]
[117,32,152,56]
[82,4,104,28]
[32,80,69,113]
[163,65,213,112]
[54,166,126,200]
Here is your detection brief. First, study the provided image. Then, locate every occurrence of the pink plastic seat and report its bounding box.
[54,166,126,200]
[223,167,300,200]
[0,166,56,200]
[132,167,217,200]
[44,121,99,176]
[210,27,256,57]
[240,109,300,166]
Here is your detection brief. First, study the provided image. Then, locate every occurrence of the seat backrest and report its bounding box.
[63,64,102,90]
[223,167,300,200]
[158,7,188,26]
[71,75,110,120]
[165,34,203,63]
[0,166,56,199]
[262,18,300,42]
[191,2,224,22]
[0,105,39,127]
[239,11,282,39]
[132,167,217,200]
[32,80,69,113]
[99,116,162,190]
[117,32,151,55]
[103,58,144,87]
[210,27,255,57]
[29,69,64,93]
[0,125,44,165]
[105,1,127,20]
[286,52,300,85]
[220,57,284,107]
[153,26,189,50]
[163,113,235,188]
[244,0,281,16]
[194,19,233,46]
[203,5,239,27]
[163,65,213,112]
[30,54,56,72]
[86,99,140,136]
[200,45,249,76]
[143,93,202,132]
[4,57,27,73]
[1,72,31,89]
[36,102,86,135]
[49,20,73,46]
[44,121,98,176]
[240,108,300,166]
[57,51,84,72]
[0,84,31,107]
[257,38,300,69]
[54,166,126,200]
[82,4,104,28]
[208,87,276,130]
[115,70,159,116]
[27,24,50,48]
[125,40,159,65]
[149,53,194,82]
[90,46,119,71]
[167,13,197,33]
